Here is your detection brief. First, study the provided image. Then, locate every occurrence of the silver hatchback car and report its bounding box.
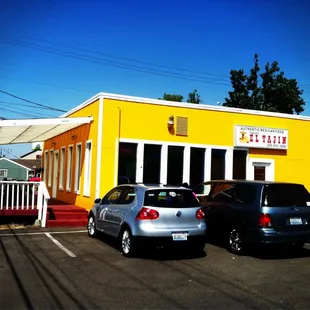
[87,184,207,256]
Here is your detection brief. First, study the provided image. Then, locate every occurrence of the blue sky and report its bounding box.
[0,0,310,157]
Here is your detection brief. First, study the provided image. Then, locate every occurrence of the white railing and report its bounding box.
[0,180,50,227]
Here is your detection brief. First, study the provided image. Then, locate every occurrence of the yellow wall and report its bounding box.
[101,98,310,194]
[43,95,310,211]
[43,99,100,210]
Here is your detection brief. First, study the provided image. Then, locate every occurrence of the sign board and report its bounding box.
[234,125,288,150]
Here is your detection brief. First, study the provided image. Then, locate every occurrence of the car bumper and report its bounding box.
[134,235,206,248]
[132,221,207,238]
[249,228,310,245]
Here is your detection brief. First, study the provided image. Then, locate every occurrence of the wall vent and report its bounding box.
[176,116,188,136]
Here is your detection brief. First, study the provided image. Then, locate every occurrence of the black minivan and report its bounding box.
[193,180,310,254]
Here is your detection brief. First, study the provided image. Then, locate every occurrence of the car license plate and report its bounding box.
[290,217,302,225]
[172,232,188,241]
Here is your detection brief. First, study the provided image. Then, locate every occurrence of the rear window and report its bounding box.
[234,184,257,205]
[144,189,200,208]
[263,184,310,207]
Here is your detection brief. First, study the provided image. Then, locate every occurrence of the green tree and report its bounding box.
[187,89,202,104]
[160,93,184,102]
[224,54,305,114]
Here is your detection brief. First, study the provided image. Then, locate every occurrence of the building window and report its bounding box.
[59,147,65,190]
[167,146,184,185]
[83,141,92,196]
[190,147,205,187]
[233,150,247,180]
[118,142,137,185]
[143,144,161,184]
[43,151,48,183]
[75,143,82,193]
[48,150,53,187]
[66,145,73,191]
[211,149,226,180]
[0,169,8,177]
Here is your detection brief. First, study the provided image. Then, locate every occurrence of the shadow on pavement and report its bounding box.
[97,233,207,261]
[6,228,89,310]
[206,236,310,260]
[250,244,310,260]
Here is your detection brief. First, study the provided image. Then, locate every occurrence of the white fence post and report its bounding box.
[37,185,43,223]
[0,180,50,228]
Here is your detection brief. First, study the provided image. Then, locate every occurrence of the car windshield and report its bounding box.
[144,189,200,208]
[263,184,310,207]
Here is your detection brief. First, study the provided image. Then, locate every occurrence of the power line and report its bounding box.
[0,100,62,111]
[0,105,53,118]
[0,37,231,86]
[5,33,310,88]
[0,77,96,95]
[8,32,230,79]
[0,89,67,112]
[0,147,19,159]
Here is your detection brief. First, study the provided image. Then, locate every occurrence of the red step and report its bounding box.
[50,211,88,220]
[1,209,38,216]
[48,205,88,213]
[46,204,89,228]
[46,219,88,227]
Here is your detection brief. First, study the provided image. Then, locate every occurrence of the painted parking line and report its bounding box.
[45,232,77,258]
[0,230,87,237]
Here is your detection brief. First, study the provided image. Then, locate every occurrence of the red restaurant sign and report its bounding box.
[234,125,288,150]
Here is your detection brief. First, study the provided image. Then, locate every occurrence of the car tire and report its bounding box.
[120,228,136,257]
[228,228,245,255]
[87,213,97,238]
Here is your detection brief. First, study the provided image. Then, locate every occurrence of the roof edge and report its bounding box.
[60,91,310,122]
[0,158,31,170]
[61,93,102,117]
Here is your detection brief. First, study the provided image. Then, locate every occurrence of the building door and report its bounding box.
[52,151,59,198]
[247,158,275,181]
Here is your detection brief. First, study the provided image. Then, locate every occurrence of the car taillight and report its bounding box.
[259,213,272,227]
[196,208,205,220]
[136,207,159,220]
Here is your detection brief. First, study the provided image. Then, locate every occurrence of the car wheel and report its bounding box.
[87,214,97,238]
[228,228,245,255]
[121,228,136,257]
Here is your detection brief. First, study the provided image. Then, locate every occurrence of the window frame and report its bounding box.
[48,149,53,188]
[83,140,92,197]
[43,150,48,183]
[0,169,8,177]
[74,142,83,194]
[59,146,66,190]
[66,144,74,192]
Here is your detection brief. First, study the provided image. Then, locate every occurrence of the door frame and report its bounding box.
[52,150,59,198]
[247,158,275,181]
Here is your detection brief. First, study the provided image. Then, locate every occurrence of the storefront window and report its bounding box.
[143,144,161,184]
[167,146,184,185]
[211,149,226,180]
[233,150,247,180]
[190,147,205,187]
[118,142,137,184]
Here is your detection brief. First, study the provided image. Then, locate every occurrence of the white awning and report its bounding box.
[0,117,93,144]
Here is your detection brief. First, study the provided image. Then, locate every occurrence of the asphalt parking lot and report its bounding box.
[1,228,310,310]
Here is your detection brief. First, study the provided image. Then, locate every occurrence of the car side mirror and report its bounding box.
[94,198,101,204]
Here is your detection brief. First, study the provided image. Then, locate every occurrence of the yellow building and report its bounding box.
[42,92,310,210]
